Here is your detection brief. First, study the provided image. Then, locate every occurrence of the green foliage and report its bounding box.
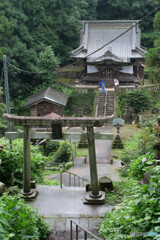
[64,161,74,170]
[116,90,127,117]
[117,89,153,120]
[100,166,160,239]
[146,11,160,83]
[76,147,88,157]
[42,141,59,156]
[54,140,73,163]
[138,127,155,155]
[41,179,60,186]
[97,0,158,48]
[126,89,153,114]
[0,0,96,113]
[38,45,60,83]
[128,153,155,180]
[119,134,140,164]
[100,118,160,239]
[0,138,47,186]
[65,88,96,116]
[105,179,134,205]
[0,192,49,240]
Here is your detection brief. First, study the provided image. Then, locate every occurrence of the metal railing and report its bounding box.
[60,170,89,188]
[70,220,103,240]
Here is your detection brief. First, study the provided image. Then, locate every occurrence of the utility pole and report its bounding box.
[3,55,12,146]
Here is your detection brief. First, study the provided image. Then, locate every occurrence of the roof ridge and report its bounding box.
[44,87,50,97]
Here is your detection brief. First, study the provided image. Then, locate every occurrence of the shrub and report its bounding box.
[0,138,47,187]
[64,88,96,116]
[128,153,155,180]
[54,140,73,163]
[64,161,74,170]
[43,141,59,156]
[0,192,49,240]
[119,134,140,165]
[126,89,153,115]
[100,167,160,239]
[138,127,155,155]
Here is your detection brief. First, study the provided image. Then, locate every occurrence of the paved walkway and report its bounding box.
[28,126,121,239]
[29,185,113,239]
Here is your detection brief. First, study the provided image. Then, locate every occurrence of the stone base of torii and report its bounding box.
[4,113,114,204]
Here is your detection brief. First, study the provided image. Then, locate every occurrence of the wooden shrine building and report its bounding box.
[70,20,146,86]
[24,87,68,117]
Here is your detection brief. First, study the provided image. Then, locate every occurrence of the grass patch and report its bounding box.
[40,179,60,186]
[76,147,88,157]
[42,169,60,176]
[105,179,135,205]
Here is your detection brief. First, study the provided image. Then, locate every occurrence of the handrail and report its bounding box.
[104,91,107,116]
[60,169,89,188]
[70,220,103,240]
[95,90,100,117]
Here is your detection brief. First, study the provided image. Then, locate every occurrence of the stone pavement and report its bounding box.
[28,185,113,239]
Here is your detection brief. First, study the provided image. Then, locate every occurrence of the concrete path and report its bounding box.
[29,185,113,239]
[28,126,121,239]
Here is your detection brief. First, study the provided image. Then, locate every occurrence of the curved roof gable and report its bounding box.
[24,87,68,108]
[71,20,146,63]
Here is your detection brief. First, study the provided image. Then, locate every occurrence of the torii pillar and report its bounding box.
[84,126,105,204]
[22,126,38,199]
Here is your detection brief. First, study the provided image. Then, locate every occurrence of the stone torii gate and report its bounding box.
[4,113,114,204]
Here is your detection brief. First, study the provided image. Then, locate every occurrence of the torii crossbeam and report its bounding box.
[4,113,114,204]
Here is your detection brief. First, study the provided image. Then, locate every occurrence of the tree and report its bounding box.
[126,89,152,122]
[38,46,60,83]
[0,0,90,114]
[146,11,160,83]
[96,0,159,48]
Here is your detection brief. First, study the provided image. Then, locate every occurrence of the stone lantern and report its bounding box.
[112,118,124,149]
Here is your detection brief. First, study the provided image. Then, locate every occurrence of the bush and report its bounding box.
[64,88,96,116]
[100,167,160,239]
[43,141,59,156]
[0,192,49,240]
[128,153,155,180]
[119,134,140,165]
[126,89,153,115]
[64,161,74,170]
[138,127,155,155]
[0,138,47,187]
[54,140,73,163]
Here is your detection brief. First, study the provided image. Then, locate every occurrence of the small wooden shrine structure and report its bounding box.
[71,20,146,86]
[24,87,68,117]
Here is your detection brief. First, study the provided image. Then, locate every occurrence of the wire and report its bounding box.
[85,5,160,59]
[7,59,78,76]
[7,61,47,74]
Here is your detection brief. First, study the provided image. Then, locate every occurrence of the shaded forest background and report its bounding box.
[0,0,160,113]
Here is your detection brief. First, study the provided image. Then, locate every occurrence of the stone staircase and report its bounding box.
[96,90,115,119]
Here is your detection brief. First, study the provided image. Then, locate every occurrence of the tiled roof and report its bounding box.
[24,87,68,107]
[45,112,61,118]
[71,20,146,63]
